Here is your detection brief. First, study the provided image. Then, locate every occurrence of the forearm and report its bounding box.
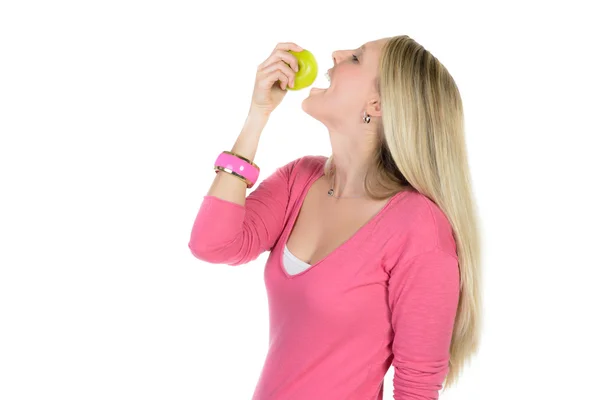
[206,110,269,206]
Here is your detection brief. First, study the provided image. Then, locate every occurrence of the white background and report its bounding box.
[1,1,599,399]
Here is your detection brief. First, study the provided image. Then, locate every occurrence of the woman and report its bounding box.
[189,35,482,400]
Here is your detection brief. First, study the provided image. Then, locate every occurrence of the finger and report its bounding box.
[261,60,295,88]
[274,72,288,91]
[265,60,296,83]
[258,49,299,73]
[274,42,304,53]
[259,70,288,91]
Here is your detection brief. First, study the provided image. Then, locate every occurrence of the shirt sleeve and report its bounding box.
[387,248,460,400]
[188,157,300,266]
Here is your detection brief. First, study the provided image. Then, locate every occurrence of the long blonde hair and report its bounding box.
[324,35,482,391]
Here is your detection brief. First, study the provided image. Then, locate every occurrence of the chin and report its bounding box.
[302,88,325,107]
[301,95,320,118]
[301,100,330,127]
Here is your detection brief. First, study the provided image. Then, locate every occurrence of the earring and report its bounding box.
[363,111,371,124]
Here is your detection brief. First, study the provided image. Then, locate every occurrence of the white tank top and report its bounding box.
[283,244,312,275]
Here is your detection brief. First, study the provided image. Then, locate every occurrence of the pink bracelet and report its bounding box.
[214,151,260,188]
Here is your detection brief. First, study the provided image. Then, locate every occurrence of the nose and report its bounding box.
[331,50,342,65]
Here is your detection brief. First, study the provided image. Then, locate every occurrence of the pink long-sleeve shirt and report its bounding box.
[188,155,460,400]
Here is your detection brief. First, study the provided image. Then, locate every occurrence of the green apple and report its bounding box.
[286,49,318,90]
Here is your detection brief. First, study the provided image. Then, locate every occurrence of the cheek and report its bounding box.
[328,69,368,106]
[333,68,362,91]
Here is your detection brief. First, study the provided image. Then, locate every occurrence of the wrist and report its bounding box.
[247,105,271,121]
[244,109,269,133]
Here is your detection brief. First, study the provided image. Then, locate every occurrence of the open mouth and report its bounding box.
[309,70,331,94]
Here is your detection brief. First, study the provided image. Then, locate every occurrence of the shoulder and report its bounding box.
[294,154,328,171]
[267,154,326,180]
[383,190,457,261]
[281,154,327,181]
[261,154,326,200]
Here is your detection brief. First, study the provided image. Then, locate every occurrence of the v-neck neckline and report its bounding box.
[279,168,409,280]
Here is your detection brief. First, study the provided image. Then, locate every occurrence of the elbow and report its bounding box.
[188,241,222,264]
[188,226,229,263]
[391,360,448,399]
[188,240,246,266]
[188,241,204,260]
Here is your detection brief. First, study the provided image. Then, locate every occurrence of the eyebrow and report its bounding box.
[360,45,366,52]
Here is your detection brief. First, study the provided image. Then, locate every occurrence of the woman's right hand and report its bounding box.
[249,42,304,117]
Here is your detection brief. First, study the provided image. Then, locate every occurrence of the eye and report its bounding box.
[351,54,359,62]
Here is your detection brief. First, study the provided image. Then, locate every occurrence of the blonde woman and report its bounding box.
[189,35,482,400]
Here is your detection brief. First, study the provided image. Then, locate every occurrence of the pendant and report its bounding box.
[327,188,334,196]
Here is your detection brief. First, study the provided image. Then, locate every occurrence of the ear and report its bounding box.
[366,97,381,118]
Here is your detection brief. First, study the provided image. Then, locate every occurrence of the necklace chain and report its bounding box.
[327,169,365,199]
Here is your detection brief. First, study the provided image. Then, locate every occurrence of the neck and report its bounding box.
[329,132,378,198]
